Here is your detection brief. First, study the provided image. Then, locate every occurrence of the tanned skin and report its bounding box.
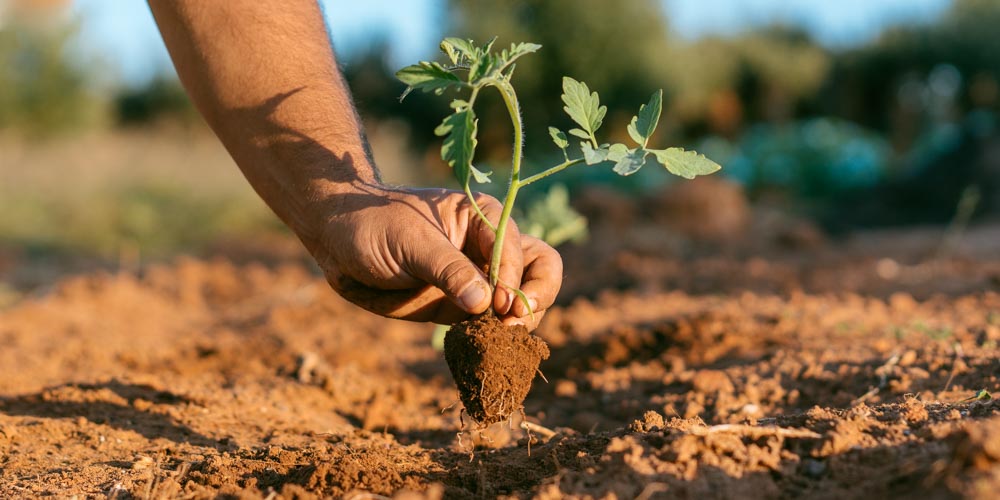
[149,0,561,328]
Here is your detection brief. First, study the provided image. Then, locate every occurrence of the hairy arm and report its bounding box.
[149,0,374,244]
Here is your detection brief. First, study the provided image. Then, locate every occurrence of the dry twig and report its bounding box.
[852,351,901,406]
[687,424,821,439]
[941,342,965,395]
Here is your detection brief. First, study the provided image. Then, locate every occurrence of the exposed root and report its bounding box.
[522,408,533,456]
[440,401,458,414]
[521,421,558,441]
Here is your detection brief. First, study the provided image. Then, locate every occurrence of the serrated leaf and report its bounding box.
[441,37,477,63]
[649,147,722,179]
[626,90,663,146]
[469,53,498,83]
[435,108,491,186]
[440,41,460,65]
[581,143,609,165]
[607,143,629,163]
[612,148,648,176]
[504,62,517,79]
[481,36,498,55]
[505,42,541,64]
[468,164,492,183]
[396,62,462,95]
[562,77,606,139]
[568,128,590,139]
[548,127,568,150]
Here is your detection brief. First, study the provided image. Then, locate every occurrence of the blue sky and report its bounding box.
[69,0,952,87]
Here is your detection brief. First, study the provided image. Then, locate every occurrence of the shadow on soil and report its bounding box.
[0,379,224,448]
[417,430,954,499]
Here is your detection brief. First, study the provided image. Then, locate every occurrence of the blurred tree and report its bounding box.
[663,26,830,130]
[444,0,676,158]
[830,0,1000,222]
[114,75,200,127]
[0,16,105,136]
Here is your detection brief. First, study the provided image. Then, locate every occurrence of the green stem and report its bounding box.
[517,158,585,187]
[488,78,523,289]
[460,87,496,232]
[465,184,495,232]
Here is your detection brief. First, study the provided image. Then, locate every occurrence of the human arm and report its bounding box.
[148,0,561,326]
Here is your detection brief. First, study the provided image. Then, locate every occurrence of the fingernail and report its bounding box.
[459,281,488,311]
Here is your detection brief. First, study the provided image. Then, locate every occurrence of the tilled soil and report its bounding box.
[1,244,1000,498]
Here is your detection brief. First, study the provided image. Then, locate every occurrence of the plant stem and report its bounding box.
[517,158,585,187]
[465,184,495,232]
[460,87,496,232]
[488,78,523,289]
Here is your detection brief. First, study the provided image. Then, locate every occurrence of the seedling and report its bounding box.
[397,37,721,426]
[958,389,992,403]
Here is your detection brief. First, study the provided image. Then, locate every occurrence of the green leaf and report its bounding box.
[612,148,648,176]
[521,184,588,247]
[511,287,535,323]
[648,148,722,179]
[504,42,541,65]
[561,77,607,139]
[481,36,498,55]
[626,90,663,146]
[440,41,460,65]
[548,127,568,150]
[581,143,609,165]
[435,108,491,185]
[568,128,590,140]
[468,53,498,83]
[503,62,517,79]
[606,143,629,163]
[396,62,462,96]
[440,37,477,63]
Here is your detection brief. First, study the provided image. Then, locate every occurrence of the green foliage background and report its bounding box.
[3,0,1000,272]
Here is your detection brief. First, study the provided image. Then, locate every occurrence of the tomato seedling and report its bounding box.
[397,36,721,309]
[397,37,721,427]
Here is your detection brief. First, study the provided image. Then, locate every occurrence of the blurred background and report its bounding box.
[3,0,1000,303]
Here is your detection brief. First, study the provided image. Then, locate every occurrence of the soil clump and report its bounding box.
[444,312,550,426]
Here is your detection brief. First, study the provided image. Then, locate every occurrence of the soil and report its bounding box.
[2,207,1000,497]
[444,312,549,426]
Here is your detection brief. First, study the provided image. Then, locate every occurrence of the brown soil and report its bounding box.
[444,312,549,426]
[2,221,1000,498]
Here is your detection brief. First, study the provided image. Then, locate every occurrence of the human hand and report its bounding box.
[312,183,562,330]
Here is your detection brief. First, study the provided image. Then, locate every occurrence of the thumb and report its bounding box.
[402,234,491,314]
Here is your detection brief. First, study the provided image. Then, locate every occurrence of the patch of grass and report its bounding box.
[0,182,282,258]
[910,320,954,341]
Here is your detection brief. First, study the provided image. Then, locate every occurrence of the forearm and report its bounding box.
[149,0,378,246]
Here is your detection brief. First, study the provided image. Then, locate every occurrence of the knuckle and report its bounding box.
[437,258,475,290]
[473,194,503,214]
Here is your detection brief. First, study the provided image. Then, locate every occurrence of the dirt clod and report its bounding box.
[444,312,550,426]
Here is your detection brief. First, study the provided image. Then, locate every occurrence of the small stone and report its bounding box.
[802,459,826,478]
[555,380,578,398]
[132,456,154,470]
